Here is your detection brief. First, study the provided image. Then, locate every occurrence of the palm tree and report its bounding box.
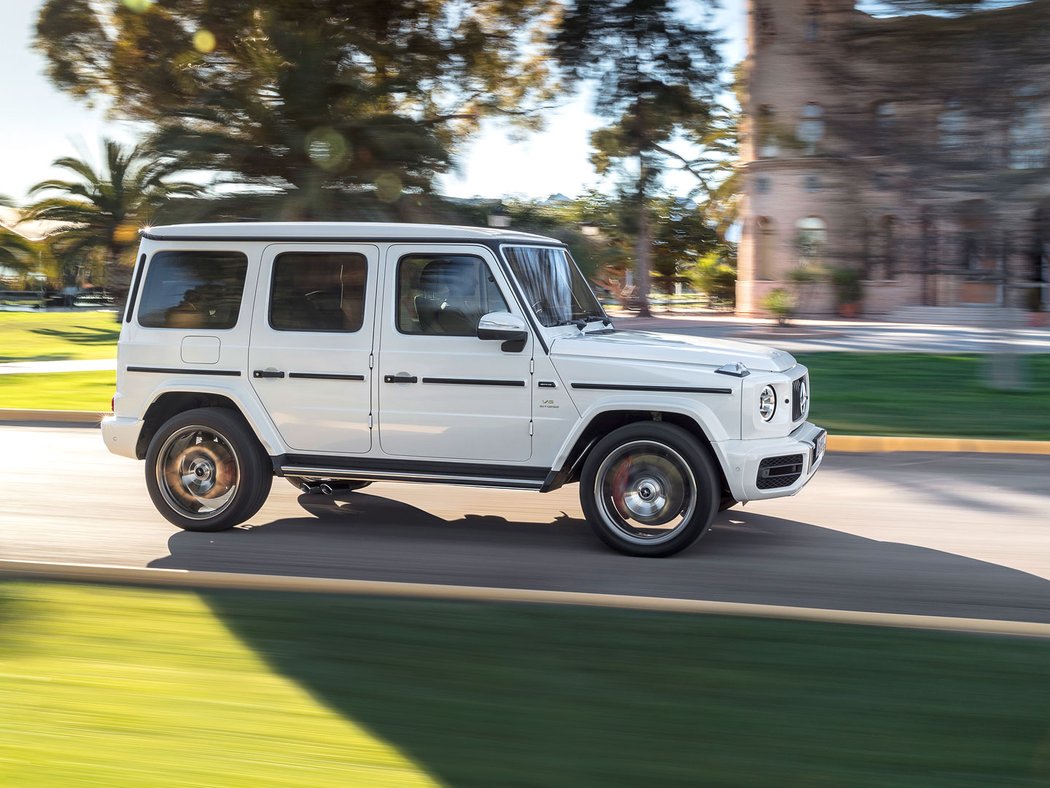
[24,140,200,291]
[0,195,38,282]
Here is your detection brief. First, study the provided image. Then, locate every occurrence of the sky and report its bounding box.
[0,1,746,205]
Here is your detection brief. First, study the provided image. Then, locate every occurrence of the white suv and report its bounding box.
[102,222,825,557]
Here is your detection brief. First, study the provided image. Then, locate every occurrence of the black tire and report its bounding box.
[145,407,273,532]
[579,422,719,557]
[284,476,371,493]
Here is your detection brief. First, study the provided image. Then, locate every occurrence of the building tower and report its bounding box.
[738,0,859,316]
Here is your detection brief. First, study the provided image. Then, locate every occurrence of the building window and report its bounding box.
[804,175,822,193]
[756,176,771,194]
[756,217,776,280]
[1009,102,1046,170]
[796,102,825,154]
[874,101,896,130]
[872,172,891,190]
[804,1,821,42]
[938,99,967,151]
[758,105,780,158]
[795,216,827,265]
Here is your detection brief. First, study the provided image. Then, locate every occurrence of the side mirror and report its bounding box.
[477,312,528,352]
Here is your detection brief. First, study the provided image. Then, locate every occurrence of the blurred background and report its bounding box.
[2,2,1050,786]
[2,0,1049,323]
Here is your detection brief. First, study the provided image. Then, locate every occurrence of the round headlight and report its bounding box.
[758,385,776,421]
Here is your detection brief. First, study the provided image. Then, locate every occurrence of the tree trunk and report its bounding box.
[634,181,652,318]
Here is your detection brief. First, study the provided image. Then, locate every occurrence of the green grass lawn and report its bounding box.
[798,353,1050,440]
[0,310,1047,440]
[0,370,115,411]
[0,311,120,362]
[1,581,1048,787]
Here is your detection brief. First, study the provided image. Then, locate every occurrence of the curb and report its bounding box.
[1,559,1048,639]
[2,409,1049,455]
[826,434,1050,455]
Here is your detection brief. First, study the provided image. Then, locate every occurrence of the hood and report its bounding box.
[549,329,797,373]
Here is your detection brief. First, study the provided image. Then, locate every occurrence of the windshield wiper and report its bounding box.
[583,314,612,327]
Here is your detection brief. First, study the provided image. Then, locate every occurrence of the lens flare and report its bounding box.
[193,30,217,54]
[306,128,349,172]
[376,172,403,203]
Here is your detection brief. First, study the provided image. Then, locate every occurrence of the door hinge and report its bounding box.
[368,413,373,429]
[368,353,374,369]
[529,420,534,437]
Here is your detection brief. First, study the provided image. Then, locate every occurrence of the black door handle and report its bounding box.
[384,374,417,384]
[253,370,285,379]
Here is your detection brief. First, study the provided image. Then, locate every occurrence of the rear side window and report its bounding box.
[270,252,367,332]
[137,251,248,330]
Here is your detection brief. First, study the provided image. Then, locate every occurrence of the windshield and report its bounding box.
[502,246,606,328]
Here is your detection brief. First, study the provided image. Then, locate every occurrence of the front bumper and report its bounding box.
[717,421,826,503]
[101,414,144,459]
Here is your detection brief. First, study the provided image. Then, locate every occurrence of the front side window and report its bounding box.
[397,254,509,336]
[137,250,248,329]
[503,246,604,328]
[270,252,367,332]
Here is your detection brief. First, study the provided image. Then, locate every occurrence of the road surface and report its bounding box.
[2,425,1048,623]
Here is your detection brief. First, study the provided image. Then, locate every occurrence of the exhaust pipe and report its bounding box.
[299,482,323,495]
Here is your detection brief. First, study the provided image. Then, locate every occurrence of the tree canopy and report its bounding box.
[550,0,723,314]
[36,0,557,217]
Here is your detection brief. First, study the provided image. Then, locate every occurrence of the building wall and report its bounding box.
[738,0,1050,316]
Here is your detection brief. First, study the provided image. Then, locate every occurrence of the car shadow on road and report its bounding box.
[149,488,1050,624]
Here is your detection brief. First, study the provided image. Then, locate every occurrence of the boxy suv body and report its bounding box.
[103,222,825,556]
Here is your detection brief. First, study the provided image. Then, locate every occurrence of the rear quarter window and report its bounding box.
[137,251,249,330]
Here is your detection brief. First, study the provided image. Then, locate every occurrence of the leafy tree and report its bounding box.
[24,140,200,290]
[551,0,723,315]
[36,0,556,218]
[649,198,720,293]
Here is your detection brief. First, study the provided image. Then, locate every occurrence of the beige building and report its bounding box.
[737,0,1050,316]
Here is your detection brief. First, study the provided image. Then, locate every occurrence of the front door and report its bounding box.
[377,244,533,462]
[248,243,378,454]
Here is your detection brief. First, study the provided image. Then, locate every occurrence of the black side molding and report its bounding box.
[288,372,366,381]
[127,366,241,377]
[570,383,732,395]
[421,377,526,387]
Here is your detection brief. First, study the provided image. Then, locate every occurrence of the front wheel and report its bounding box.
[145,407,273,532]
[580,422,719,557]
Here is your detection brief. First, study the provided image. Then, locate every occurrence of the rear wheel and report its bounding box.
[580,422,718,557]
[145,407,272,532]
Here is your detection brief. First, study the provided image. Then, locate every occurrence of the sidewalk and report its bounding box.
[609,313,1050,354]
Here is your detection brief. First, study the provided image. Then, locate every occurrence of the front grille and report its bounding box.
[757,453,804,490]
[791,375,809,422]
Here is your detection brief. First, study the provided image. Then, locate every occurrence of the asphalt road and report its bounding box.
[2,424,1048,623]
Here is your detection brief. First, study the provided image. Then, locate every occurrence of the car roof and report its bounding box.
[141,222,563,244]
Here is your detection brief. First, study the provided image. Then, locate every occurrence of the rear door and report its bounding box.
[248,243,378,454]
